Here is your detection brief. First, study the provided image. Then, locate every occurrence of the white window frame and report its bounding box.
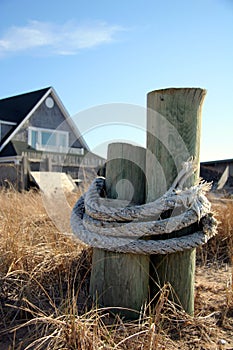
[0,120,17,141]
[28,126,69,153]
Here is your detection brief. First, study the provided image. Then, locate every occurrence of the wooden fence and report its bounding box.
[0,151,105,190]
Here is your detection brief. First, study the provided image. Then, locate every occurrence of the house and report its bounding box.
[200,158,233,193]
[0,87,105,190]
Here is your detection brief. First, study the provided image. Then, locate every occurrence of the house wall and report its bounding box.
[0,163,19,188]
[200,160,233,191]
[215,162,233,177]
[202,161,233,177]
[13,93,83,149]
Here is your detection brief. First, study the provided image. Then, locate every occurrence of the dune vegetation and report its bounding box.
[0,188,232,349]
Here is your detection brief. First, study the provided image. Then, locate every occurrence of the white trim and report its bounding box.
[68,147,84,155]
[0,120,17,125]
[50,88,90,151]
[0,87,90,153]
[0,88,52,152]
[0,155,22,164]
[0,120,17,142]
[28,126,69,152]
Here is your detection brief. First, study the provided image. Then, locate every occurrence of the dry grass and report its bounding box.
[197,197,233,264]
[0,189,232,349]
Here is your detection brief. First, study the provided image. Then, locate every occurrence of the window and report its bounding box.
[0,120,16,141]
[30,129,38,149]
[28,127,69,152]
[42,131,57,147]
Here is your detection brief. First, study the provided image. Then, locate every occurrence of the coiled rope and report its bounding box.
[71,160,218,255]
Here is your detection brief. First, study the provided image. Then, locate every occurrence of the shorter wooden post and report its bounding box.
[90,143,149,319]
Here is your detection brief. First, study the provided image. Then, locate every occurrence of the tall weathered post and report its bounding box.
[146,88,206,315]
[90,143,149,318]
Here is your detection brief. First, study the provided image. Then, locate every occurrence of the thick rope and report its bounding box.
[71,160,218,255]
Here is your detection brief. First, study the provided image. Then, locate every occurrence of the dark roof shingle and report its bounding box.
[0,87,50,147]
[0,87,50,124]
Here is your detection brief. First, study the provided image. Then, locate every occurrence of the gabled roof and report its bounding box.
[201,158,233,165]
[0,87,89,153]
[0,87,50,125]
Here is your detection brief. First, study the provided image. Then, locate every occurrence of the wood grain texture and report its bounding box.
[90,143,149,319]
[146,88,206,315]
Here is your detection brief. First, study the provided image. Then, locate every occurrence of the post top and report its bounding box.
[147,87,207,96]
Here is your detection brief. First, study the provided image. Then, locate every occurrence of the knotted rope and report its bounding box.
[71,160,218,255]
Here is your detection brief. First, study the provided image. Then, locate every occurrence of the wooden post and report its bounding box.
[146,88,206,315]
[90,143,150,319]
[45,156,52,172]
[21,156,29,190]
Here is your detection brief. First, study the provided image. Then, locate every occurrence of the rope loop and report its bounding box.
[71,159,218,255]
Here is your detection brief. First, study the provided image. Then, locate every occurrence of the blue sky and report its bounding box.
[0,0,232,161]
